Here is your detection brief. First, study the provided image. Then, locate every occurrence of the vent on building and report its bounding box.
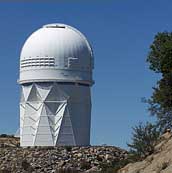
[20,57,55,68]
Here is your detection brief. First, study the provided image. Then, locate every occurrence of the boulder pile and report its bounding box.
[0,137,128,172]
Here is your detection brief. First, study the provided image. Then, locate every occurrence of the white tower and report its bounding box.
[19,24,94,146]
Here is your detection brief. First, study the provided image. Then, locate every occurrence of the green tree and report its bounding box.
[147,32,172,74]
[127,122,160,160]
[146,32,172,132]
[127,32,172,163]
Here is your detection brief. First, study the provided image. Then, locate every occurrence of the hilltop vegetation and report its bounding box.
[118,131,172,173]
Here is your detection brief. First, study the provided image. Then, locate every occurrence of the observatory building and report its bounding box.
[19,23,94,146]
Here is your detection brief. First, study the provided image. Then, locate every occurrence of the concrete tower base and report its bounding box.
[20,82,91,147]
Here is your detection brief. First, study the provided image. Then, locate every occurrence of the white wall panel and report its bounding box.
[20,82,91,146]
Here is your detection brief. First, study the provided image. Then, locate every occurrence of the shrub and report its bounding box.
[21,159,30,171]
[80,160,91,170]
[64,146,72,152]
[99,159,130,173]
[0,134,7,138]
[127,122,160,160]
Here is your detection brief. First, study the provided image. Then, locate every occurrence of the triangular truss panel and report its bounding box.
[22,84,32,102]
[35,83,52,101]
[54,102,66,144]
[27,102,42,111]
[44,103,54,115]
[20,82,91,147]
[25,103,38,116]
[56,106,76,146]
[45,83,68,101]
[44,102,62,115]
[27,84,42,102]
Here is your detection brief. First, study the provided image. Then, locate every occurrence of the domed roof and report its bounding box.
[20,23,93,68]
[19,23,94,85]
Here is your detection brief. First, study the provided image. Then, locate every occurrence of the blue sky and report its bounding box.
[0,0,171,148]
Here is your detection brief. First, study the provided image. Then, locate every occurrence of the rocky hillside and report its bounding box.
[0,136,19,147]
[118,131,172,173]
[0,136,128,173]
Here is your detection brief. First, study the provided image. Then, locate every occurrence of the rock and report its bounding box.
[0,136,128,172]
[161,131,172,140]
[77,153,83,158]
[105,154,112,160]
[58,161,65,167]
[85,166,99,172]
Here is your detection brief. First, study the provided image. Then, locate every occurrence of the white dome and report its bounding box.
[19,23,94,85]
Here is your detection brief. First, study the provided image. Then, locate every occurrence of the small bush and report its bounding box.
[99,162,113,172]
[127,122,160,160]
[9,135,14,138]
[80,160,91,170]
[99,159,130,173]
[0,134,7,138]
[21,159,30,171]
[65,146,72,152]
